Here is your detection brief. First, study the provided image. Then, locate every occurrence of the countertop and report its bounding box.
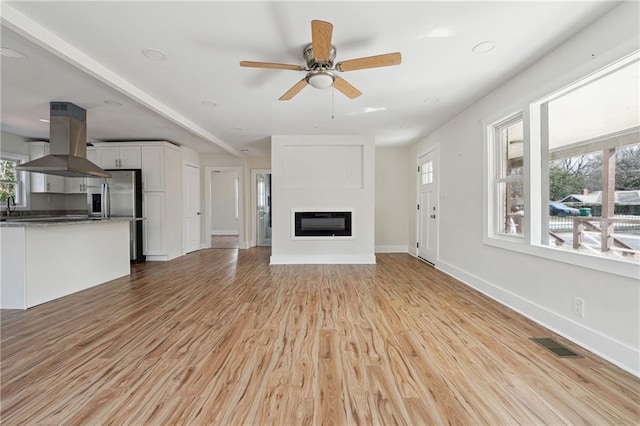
[0,216,142,227]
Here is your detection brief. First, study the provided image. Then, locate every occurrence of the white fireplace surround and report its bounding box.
[270,135,375,265]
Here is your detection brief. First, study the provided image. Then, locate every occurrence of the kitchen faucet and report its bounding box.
[6,196,16,216]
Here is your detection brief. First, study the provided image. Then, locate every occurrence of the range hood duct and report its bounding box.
[17,102,111,178]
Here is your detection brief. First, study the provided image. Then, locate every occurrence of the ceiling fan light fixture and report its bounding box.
[306,71,335,89]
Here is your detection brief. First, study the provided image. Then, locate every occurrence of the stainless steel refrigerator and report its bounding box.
[87,169,145,263]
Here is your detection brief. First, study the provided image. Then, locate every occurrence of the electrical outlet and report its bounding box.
[572,297,585,318]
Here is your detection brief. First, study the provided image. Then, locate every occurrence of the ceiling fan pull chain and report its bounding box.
[331,87,335,119]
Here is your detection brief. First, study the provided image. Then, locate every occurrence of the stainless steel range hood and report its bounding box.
[17,102,111,178]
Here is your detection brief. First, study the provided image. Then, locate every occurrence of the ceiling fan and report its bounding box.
[240,20,402,101]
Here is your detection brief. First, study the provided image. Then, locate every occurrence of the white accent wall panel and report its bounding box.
[271,135,375,264]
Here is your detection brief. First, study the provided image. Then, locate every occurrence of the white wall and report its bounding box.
[271,135,375,264]
[410,2,639,375]
[375,147,410,253]
[210,170,239,235]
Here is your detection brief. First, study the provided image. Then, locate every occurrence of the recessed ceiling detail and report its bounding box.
[141,48,166,61]
[472,41,496,54]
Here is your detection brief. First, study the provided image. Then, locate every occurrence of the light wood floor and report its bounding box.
[1,249,638,424]
[211,235,240,249]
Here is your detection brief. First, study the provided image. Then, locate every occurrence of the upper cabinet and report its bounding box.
[27,142,65,193]
[95,145,141,169]
[141,145,165,192]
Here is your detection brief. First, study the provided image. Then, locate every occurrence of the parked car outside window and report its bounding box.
[549,202,580,216]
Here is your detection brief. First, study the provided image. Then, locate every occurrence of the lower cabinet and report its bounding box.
[143,192,166,257]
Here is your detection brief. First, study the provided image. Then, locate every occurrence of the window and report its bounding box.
[485,51,639,272]
[0,153,28,209]
[541,56,639,260]
[420,160,433,185]
[489,114,524,237]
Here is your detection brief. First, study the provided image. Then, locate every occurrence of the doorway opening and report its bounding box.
[205,166,244,250]
[256,172,272,246]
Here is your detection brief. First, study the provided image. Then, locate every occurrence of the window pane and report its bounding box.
[421,160,433,185]
[0,159,18,202]
[0,182,17,202]
[544,58,640,260]
[496,179,524,236]
[498,120,524,179]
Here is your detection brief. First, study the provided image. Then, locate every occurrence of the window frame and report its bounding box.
[0,152,29,211]
[483,51,639,279]
[485,112,526,242]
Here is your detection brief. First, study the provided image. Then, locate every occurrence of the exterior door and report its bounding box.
[184,163,201,254]
[418,150,438,264]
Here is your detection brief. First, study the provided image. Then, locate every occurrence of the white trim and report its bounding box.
[437,259,640,377]
[270,254,376,265]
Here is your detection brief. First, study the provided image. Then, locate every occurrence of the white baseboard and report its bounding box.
[211,230,239,236]
[270,254,376,265]
[375,245,408,253]
[437,259,640,378]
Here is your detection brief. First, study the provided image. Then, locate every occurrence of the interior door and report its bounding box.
[184,163,201,254]
[418,150,438,264]
[256,173,272,246]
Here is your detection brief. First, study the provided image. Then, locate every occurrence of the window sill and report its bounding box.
[484,235,639,279]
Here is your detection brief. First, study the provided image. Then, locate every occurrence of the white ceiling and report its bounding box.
[0,1,617,157]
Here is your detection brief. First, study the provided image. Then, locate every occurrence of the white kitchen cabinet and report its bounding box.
[141,142,182,261]
[141,145,165,191]
[27,142,65,193]
[86,147,97,164]
[143,191,165,256]
[64,178,88,194]
[95,145,141,169]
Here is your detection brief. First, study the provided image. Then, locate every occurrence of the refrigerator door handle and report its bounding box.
[101,182,109,218]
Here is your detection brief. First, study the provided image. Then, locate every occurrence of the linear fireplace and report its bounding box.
[293,211,352,237]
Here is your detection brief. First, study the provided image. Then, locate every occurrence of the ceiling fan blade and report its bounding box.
[335,52,402,72]
[332,76,362,99]
[240,61,305,71]
[279,78,309,101]
[311,20,333,61]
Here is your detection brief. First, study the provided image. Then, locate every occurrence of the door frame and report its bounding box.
[416,146,439,265]
[250,169,271,247]
[204,166,245,249]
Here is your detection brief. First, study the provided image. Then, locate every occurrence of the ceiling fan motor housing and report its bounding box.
[304,43,336,69]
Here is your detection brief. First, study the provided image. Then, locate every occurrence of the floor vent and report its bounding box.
[530,337,583,358]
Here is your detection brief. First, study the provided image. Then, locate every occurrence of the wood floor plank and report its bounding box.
[1,249,638,424]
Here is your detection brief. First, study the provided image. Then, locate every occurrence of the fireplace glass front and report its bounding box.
[294,211,352,237]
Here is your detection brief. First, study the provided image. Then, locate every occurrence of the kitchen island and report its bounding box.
[0,217,136,309]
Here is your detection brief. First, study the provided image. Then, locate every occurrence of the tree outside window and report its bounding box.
[0,158,19,203]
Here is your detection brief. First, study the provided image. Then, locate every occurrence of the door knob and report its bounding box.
[430,214,436,219]
[197,212,201,215]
